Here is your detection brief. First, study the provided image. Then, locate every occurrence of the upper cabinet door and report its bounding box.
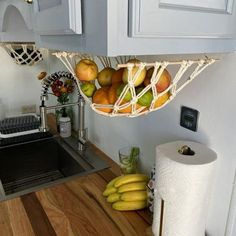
[0,0,35,42]
[129,0,236,39]
[33,0,236,56]
[33,0,82,35]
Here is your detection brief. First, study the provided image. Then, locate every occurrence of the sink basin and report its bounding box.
[0,135,108,201]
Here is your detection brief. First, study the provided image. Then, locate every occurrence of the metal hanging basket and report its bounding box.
[1,43,43,66]
[53,52,216,118]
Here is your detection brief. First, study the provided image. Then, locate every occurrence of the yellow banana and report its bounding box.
[120,190,147,202]
[112,200,147,211]
[103,186,117,197]
[107,193,121,203]
[106,176,124,188]
[114,174,149,188]
[118,182,147,193]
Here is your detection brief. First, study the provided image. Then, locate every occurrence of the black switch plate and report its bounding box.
[180,106,199,132]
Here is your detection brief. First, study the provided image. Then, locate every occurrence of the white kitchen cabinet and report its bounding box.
[33,0,82,35]
[129,0,235,39]
[0,0,35,42]
[35,0,236,56]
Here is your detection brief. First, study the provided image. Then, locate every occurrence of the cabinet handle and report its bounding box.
[24,0,33,4]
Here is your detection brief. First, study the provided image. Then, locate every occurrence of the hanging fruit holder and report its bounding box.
[1,43,43,66]
[54,52,216,118]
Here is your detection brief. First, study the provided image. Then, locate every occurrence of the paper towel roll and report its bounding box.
[152,140,217,236]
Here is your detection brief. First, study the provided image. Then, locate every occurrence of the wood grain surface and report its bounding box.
[0,144,152,236]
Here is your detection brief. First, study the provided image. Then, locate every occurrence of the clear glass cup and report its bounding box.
[119,146,140,174]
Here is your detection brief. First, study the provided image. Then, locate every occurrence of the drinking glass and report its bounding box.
[119,146,140,174]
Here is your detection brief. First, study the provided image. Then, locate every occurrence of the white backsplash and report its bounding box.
[0,47,236,235]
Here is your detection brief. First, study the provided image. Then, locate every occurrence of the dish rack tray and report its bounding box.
[54,52,217,118]
[0,114,40,139]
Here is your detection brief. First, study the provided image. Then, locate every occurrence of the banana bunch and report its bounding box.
[103,174,149,211]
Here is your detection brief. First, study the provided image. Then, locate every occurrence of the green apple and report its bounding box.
[137,87,153,107]
[116,84,132,101]
[81,82,97,97]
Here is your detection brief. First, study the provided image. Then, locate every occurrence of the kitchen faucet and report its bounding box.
[39,72,87,152]
[39,95,87,151]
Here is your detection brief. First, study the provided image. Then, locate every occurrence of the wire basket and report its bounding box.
[54,52,216,118]
[2,43,43,66]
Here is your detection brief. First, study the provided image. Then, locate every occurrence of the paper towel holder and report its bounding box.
[178,145,195,156]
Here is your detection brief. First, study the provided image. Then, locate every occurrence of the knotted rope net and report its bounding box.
[54,52,216,117]
[1,43,43,66]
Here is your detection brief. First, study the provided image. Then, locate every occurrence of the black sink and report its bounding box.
[0,136,108,200]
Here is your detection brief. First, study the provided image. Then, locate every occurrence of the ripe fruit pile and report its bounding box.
[51,79,74,98]
[103,174,149,211]
[75,58,171,115]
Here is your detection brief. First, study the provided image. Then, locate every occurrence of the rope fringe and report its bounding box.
[53,52,217,118]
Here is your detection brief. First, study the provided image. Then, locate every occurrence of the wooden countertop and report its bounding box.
[0,143,152,236]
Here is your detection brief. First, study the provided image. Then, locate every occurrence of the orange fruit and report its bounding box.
[119,101,142,114]
[108,83,122,104]
[111,68,124,84]
[92,87,112,113]
[154,92,170,109]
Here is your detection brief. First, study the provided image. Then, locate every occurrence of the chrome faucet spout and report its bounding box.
[78,95,87,152]
[39,105,48,132]
[39,94,88,151]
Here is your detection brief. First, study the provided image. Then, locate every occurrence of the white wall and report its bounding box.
[0,46,235,235]
[0,47,47,116]
[87,53,236,236]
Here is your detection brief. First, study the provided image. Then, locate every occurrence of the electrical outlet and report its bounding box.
[180,106,199,132]
[21,104,36,114]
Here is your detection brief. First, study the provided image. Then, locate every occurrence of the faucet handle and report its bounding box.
[78,128,88,151]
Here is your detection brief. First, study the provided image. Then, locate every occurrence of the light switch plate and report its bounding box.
[180,106,199,132]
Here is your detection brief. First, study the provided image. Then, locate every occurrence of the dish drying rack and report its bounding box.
[54,52,217,118]
[0,114,52,147]
[0,114,40,139]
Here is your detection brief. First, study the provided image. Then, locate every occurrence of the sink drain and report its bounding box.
[3,170,64,195]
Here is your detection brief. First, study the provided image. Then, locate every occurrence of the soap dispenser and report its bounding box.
[59,109,71,138]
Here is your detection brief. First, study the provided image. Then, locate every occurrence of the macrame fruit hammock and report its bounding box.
[1,43,43,66]
[54,52,216,118]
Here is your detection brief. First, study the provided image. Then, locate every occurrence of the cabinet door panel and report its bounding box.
[129,0,236,38]
[34,0,82,35]
[159,0,232,13]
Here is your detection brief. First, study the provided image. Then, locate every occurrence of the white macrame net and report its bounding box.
[53,52,216,118]
[1,43,43,66]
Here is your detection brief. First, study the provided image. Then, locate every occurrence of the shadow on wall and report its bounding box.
[87,98,210,174]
